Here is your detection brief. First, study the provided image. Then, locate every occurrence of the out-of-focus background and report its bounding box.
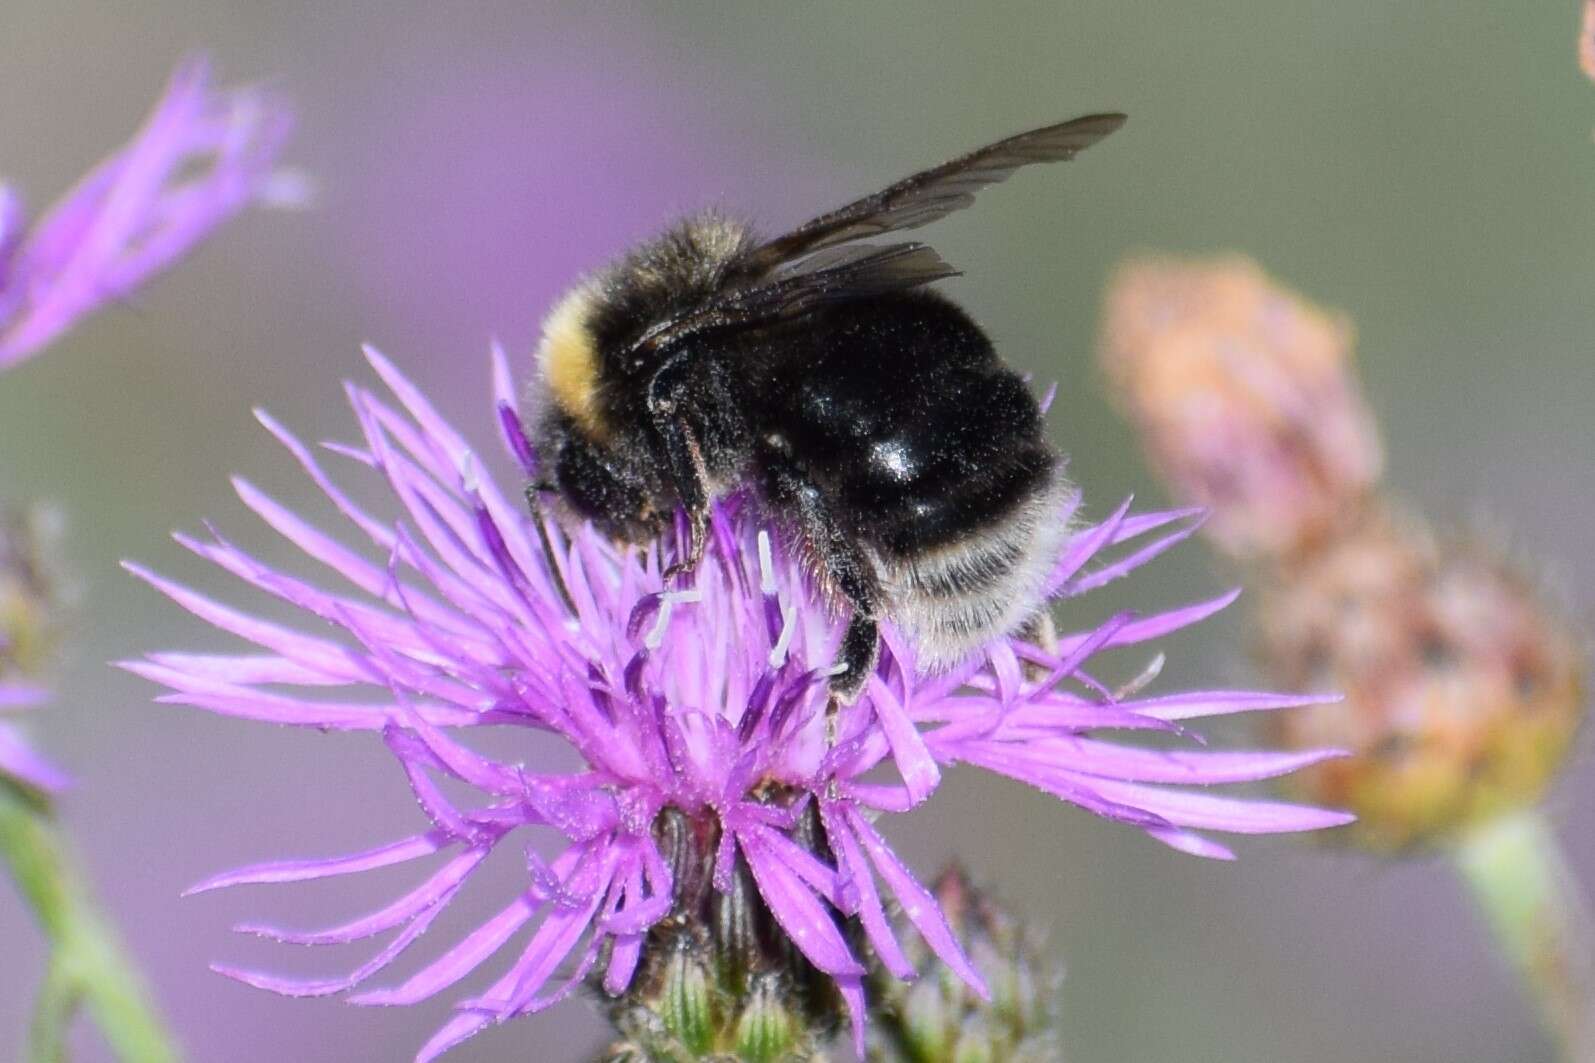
[2,2,1592,1060]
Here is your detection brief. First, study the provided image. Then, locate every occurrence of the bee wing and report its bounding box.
[734,241,960,319]
[635,241,957,355]
[735,112,1126,277]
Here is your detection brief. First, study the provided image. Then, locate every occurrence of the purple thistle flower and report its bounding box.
[0,57,295,370]
[125,345,1352,1060]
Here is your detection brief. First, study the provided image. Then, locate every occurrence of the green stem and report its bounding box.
[1455,808,1595,1063]
[30,958,82,1063]
[0,780,181,1063]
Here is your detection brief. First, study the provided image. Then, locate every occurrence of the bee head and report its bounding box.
[534,214,753,439]
[529,213,756,540]
[529,279,652,539]
[534,410,662,544]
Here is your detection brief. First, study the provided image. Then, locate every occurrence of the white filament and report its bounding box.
[757,530,777,595]
[768,600,796,669]
[645,589,702,651]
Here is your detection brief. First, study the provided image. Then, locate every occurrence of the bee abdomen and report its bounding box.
[882,469,1073,670]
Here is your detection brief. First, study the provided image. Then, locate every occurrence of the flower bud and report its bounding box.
[1258,505,1584,850]
[866,865,1061,1063]
[0,502,70,795]
[1099,255,1383,560]
[600,806,838,1062]
[0,503,66,678]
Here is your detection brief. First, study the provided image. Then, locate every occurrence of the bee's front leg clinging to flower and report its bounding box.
[524,483,579,617]
[649,388,712,585]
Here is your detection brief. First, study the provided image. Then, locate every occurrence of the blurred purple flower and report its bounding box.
[0,57,295,370]
[126,346,1351,1060]
[0,676,66,794]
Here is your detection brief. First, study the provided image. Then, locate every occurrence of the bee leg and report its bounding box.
[827,614,880,742]
[652,413,711,584]
[663,506,708,585]
[1018,610,1058,684]
[524,483,579,616]
[762,459,883,734]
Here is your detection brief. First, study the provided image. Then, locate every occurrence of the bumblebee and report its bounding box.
[527,114,1126,701]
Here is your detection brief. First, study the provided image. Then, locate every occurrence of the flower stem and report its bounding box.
[0,780,180,1063]
[1455,808,1595,1063]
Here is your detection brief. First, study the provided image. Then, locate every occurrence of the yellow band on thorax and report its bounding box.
[538,286,611,441]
